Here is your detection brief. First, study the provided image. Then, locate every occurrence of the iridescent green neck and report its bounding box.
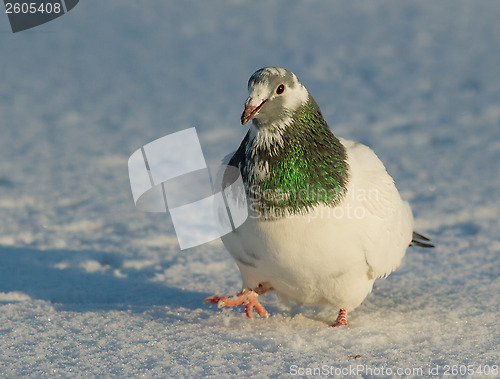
[232,97,349,219]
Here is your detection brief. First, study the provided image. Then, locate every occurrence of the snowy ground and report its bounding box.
[1,1,499,377]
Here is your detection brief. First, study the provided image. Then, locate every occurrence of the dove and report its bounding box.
[205,67,433,326]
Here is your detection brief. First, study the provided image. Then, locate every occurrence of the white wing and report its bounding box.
[340,138,414,278]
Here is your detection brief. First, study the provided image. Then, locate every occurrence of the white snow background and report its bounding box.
[1,1,499,377]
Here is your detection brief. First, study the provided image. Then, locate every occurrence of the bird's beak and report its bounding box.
[241,97,267,125]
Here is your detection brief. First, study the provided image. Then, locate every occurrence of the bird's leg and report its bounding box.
[204,284,272,319]
[332,309,348,327]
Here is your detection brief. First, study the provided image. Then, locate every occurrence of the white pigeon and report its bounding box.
[205,67,432,326]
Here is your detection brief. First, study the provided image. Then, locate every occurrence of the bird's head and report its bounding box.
[241,67,309,128]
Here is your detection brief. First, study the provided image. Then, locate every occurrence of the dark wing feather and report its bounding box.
[410,231,434,248]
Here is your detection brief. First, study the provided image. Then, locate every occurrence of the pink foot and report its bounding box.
[332,309,348,327]
[204,289,269,319]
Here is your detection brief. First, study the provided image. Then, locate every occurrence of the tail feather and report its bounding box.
[410,231,434,248]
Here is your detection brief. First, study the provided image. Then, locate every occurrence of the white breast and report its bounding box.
[221,138,414,311]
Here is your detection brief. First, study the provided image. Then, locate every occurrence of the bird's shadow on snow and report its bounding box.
[0,246,211,313]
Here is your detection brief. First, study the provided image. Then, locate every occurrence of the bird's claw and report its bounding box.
[203,295,224,305]
[204,289,269,319]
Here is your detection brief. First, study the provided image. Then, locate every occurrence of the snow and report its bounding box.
[1,0,499,376]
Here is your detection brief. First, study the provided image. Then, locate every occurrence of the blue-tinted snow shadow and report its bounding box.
[0,246,211,312]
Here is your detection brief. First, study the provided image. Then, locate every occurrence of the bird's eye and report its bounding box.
[276,84,285,95]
